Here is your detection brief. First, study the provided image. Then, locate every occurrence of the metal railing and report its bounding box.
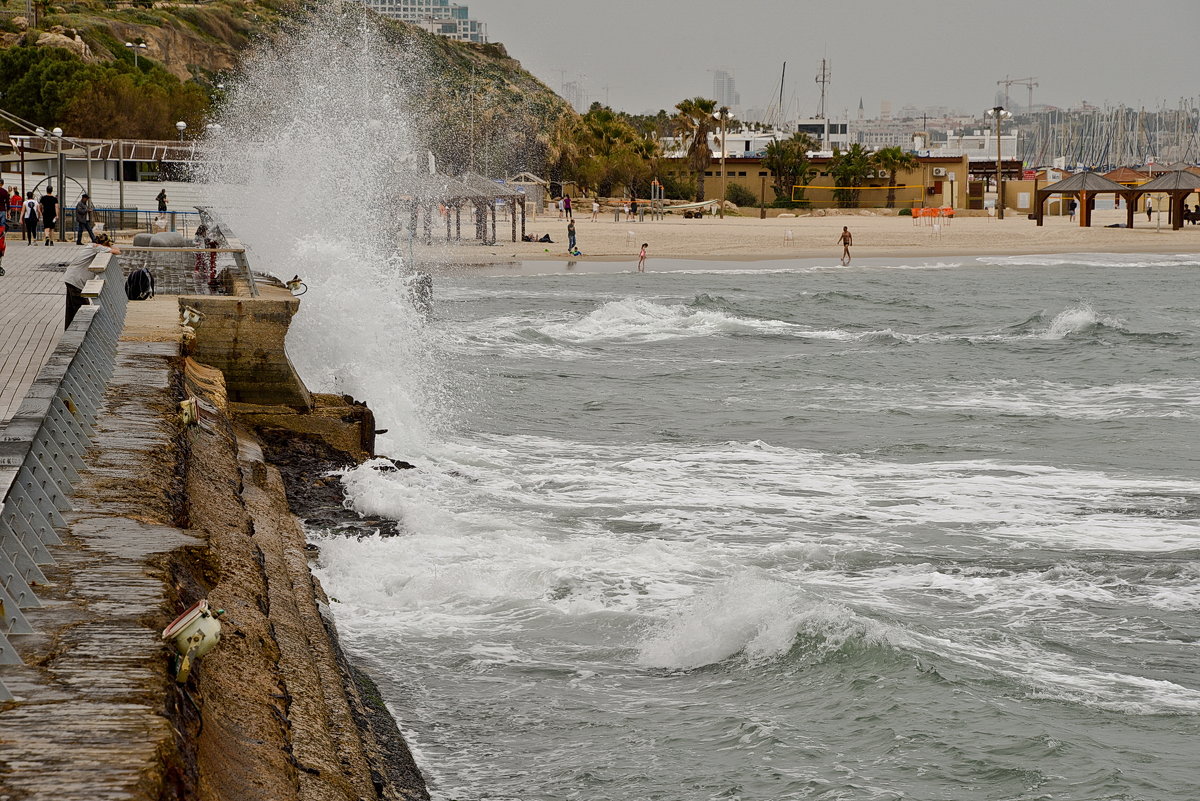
[4,208,203,241]
[0,254,128,701]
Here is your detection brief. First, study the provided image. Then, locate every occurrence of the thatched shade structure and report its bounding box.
[1133,169,1200,230]
[1035,172,1136,227]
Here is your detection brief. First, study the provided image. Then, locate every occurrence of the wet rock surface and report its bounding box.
[258,429,414,539]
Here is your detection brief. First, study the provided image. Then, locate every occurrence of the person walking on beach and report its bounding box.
[1145,196,1153,221]
[637,242,647,272]
[75,193,97,245]
[567,219,577,253]
[156,188,168,213]
[1068,198,1077,222]
[563,194,573,219]
[22,193,38,244]
[591,198,599,222]
[39,187,58,245]
[838,226,852,264]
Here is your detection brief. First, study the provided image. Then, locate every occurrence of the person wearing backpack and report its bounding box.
[22,193,39,244]
[63,232,120,328]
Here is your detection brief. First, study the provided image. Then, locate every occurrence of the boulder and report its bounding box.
[35,31,91,61]
[132,233,154,247]
[150,231,187,247]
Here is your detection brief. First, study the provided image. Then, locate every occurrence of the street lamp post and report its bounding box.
[125,41,146,68]
[987,105,1012,220]
[52,126,65,242]
[176,120,187,142]
[713,106,732,219]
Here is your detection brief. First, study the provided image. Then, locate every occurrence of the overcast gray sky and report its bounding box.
[464,0,1199,117]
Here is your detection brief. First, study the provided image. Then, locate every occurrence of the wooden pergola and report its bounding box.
[1130,169,1200,230]
[1035,172,1136,227]
[460,172,527,244]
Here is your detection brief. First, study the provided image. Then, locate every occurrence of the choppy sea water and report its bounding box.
[311,253,1200,801]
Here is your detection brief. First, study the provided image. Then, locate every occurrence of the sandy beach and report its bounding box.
[437,207,1200,265]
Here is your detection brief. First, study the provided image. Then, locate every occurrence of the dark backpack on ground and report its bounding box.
[125,268,155,300]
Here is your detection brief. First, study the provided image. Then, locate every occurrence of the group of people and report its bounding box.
[558,195,643,222]
[0,184,109,246]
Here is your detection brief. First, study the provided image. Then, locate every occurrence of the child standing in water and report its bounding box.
[637,242,647,272]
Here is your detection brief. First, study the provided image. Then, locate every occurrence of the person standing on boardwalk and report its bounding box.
[156,188,168,213]
[567,219,577,252]
[22,193,38,244]
[637,242,647,272]
[591,198,599,221]
[838,226,852,263]
[0,212,7,275]
[75,193,97,245]
[8,190,21,227]
[39,187,58,246]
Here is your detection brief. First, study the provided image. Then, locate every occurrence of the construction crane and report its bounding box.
[997,76,1039,112]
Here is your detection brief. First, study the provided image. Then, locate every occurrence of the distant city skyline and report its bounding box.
[461,0,1200,118]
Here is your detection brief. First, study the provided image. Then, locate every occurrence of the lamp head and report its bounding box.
[176,121,187,132]
[51,126,62,137]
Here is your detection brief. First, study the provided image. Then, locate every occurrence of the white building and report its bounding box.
[359,0,487,42]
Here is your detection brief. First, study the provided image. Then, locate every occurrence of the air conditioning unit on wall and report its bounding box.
[876,169,890,178]
[932,167,947,177]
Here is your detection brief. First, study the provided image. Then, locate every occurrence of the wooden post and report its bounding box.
[510,198,516,242]
[520,198,526,240]
[455,204,461,240]
[1079,191,1089,227]
[1125,192,1135,229]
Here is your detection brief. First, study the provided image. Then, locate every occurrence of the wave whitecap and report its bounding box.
[636,573,901,670]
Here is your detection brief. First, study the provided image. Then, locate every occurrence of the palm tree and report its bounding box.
[672,97,718,202]
[761,132,817,204]
[871,146,919,208]
[828,143,872,207]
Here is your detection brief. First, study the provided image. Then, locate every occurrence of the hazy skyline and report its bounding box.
[464,0,1200,119]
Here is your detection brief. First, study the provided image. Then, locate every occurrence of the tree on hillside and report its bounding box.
[761,132,817,205]
[672,96,717,202]
[870,145,918,208]
[828,143,872,206]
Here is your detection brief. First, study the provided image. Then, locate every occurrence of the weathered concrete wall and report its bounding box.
[0,302,428,801]
[183,286,312,409]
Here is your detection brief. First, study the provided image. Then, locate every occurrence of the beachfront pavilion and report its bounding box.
[460,171,526,243]
[398,171,526,245]
[1035,172,1136,227]
[1130,169,1200,230]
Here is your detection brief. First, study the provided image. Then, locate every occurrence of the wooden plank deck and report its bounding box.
[0,239,87,425]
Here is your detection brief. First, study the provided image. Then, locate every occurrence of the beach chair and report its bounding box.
[941,207,954,225]
[911,207,923,226]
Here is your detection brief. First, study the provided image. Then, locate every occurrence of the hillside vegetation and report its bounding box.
[0,0,575,176]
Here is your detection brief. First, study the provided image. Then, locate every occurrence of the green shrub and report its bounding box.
[898,207,912,216]
[724,183,758,208]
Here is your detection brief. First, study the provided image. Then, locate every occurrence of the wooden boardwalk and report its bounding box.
[0,239,81,425]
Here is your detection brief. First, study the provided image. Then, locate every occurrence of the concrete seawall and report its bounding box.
[0,245,428,799]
